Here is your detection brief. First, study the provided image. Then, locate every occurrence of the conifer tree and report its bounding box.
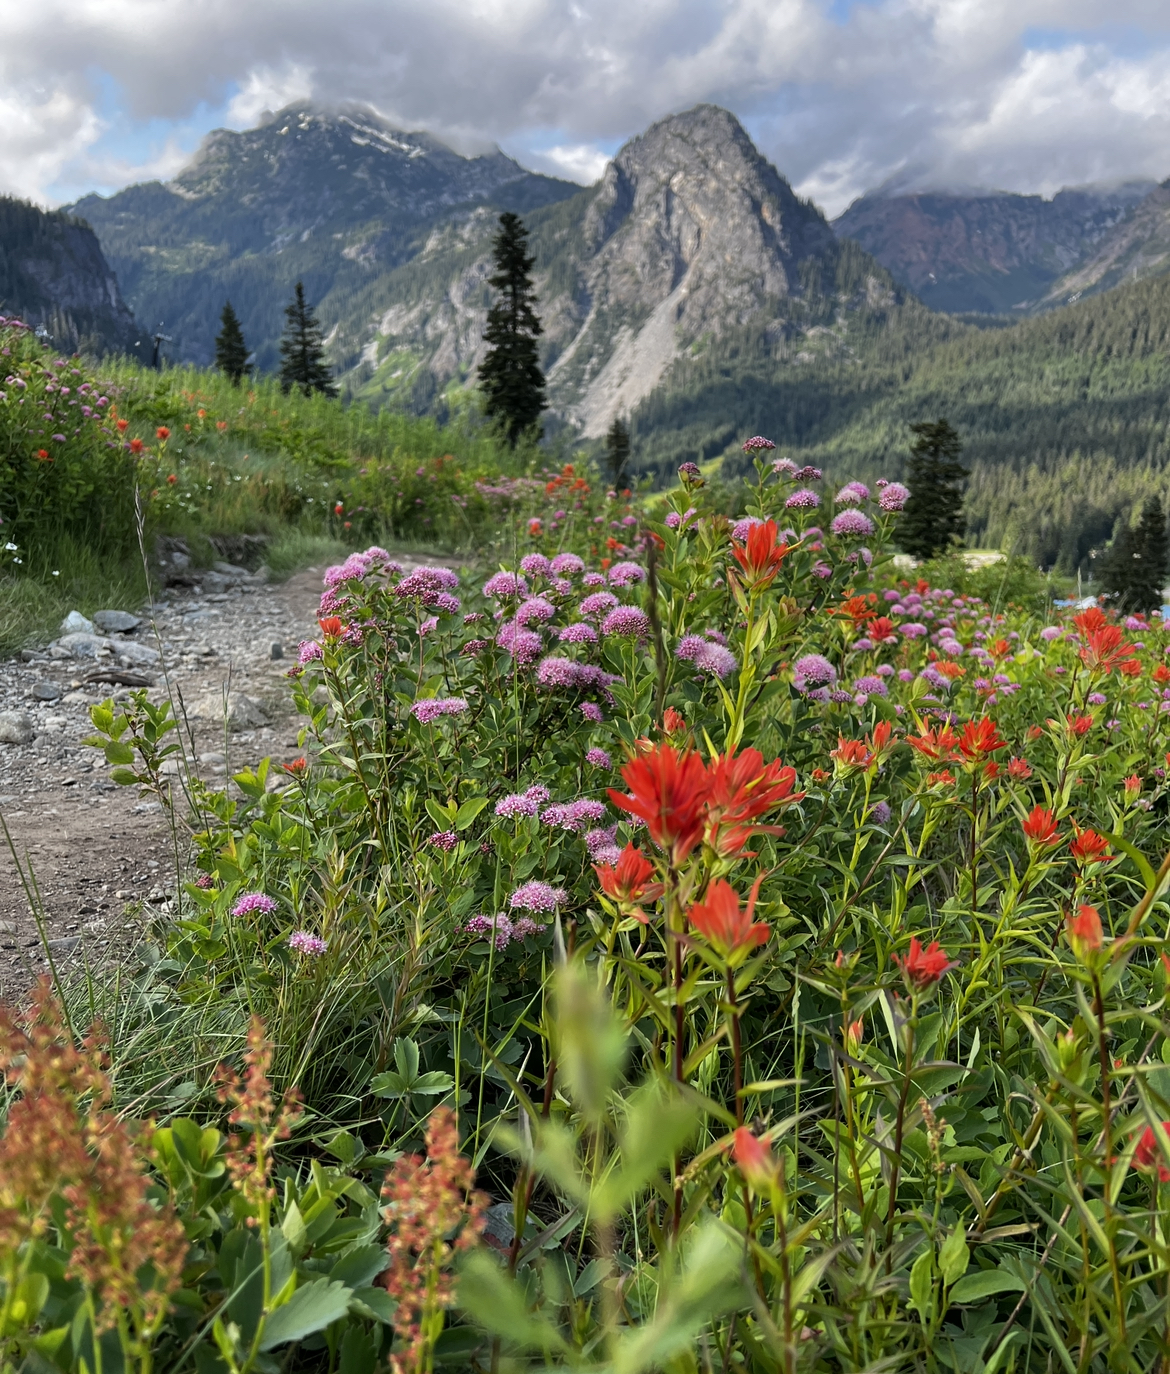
[479,213,546,446]
[278,282,336,398]
[898,419,969,560]
[604,417,631,490]
[1100,497,1169,613]
[214,301,251,385]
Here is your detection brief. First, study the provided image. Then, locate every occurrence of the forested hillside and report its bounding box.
[632,269,1170,571]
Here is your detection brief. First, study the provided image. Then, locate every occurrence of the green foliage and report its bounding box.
[603,416,630,491]
[214,300,252,386]
[279,281,337,399]
[1099,496,1170,614]
[899,418,969,559]
[479,213,546,446]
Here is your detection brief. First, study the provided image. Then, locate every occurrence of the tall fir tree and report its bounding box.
[479,213,546,446]
[1099,497,1169,613]
[214,301,251,385]
[898,418,969,560]
[278,282,336,398]
[604,417,631,490]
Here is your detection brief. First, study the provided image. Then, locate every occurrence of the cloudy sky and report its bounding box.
[5,0,1170,218]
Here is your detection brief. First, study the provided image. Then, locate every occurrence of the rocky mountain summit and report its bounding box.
[356,105,896,436]
[0,197,139,355]
[834,181,1154,314]
[1040,179,1170,307]
[70,102,578,369]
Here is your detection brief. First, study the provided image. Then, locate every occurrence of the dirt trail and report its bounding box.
[0,566,331,994]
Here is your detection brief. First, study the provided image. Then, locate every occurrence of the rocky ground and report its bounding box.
[0,561,330,996]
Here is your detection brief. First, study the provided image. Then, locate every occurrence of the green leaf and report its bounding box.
[394,1037,421,1082]
[454,797,489,830]
[938,1225,969,1287]
[349,1286,398,1324]
[457,1251,569,1352]
[281,1201,308,1257]
[949,1271,1025,1305]
[909,1249,934,1321]
[412,1071,455,1095]
[103,740,135,765]
[425,797,456,827]
[110,767,141,786]
[371,1071,410,1098]
[330,1245,389,1289]
[259,1278,353,1350]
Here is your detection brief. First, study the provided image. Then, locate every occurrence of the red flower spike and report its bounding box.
[609,744,711,866]
[318,616,344,639]
[731,519,790,590]
[906,724,962,763]
[1135,1124,1170,1182]
[703,746,803,858]
[594,844,664,920]
[1073,606,1108,635]
[1021,806,1061,847]
[833,596,877,626]
[1079,623,1136,674]
[1123,774,1142,798]
[731,1127,780,1191]
[1067,904,1103,963]
[1007,756,1032,780]
[662,706,687,736]
[957,717,1007,762]
[893,937,956,990]
[927,770,955,787]
[156,425,170,440]
[689,875,769,958]
[1069,825,1113,865]
[831,736,874,772]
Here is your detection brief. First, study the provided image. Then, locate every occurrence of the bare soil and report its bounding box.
[0,567,330,995]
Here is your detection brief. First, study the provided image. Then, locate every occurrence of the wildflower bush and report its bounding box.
[10,437,1170,1370]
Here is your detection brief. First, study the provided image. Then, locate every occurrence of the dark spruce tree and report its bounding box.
[898,419,969,560]
[604,417,631,490]
[479,213,546,446]
[214,301,251,385]
[1100,497,1169,613]
[278,282,336,397]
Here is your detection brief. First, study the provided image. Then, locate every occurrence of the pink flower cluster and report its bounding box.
[233,892,277,917]
[677,634,738,679]
[289,930,327,956]
[509,881,569,913]
[411,697,469,724]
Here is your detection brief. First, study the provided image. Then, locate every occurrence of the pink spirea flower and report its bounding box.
[483,571,528,598]
[525,784,551,803]
[509,881,569,913]
[601,605,650,638]
[536,656,585,688]
[558,622,598,644]
[551,553,585,575]
[289,930,327,956]
[496,623,544,665]
[786,489,820,509]
[465,913,514,949]
[194,873,214,889]
[1040,626,1062,642]
[432,592,461,615]
[742,435,776,453]
[608,561,645,587]
[418,616,439,636]
[831,510,874,537]
[793,653,836,691]
[732,516,765,541]
[579,701,604,722]
[515,597,556,625]
[772,457,798,475]
[233,892,277,917]
[429,830,459,851]
[298,641,324,666]
[580,591,619,618]
[520,553,551,576]
[496,793,538,818]
[582,572,606,587]
[854,674,888,697]
[794,466,822,481]
[694,643,737,677]
[878,482,909,511]
[411,697,469,723]
[585,747,612,768]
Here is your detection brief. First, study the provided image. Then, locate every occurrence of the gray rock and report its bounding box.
[201,571,230,594]
[270,642,284,660]
[191,692,268,731]
[33,681,63,701]
[48,645,72,660]
[93,610,141,633]
[0,711,36,744]
[60,610,95,636]
[133,801,164,815]
[46,936,81,958]
[213,561,250,579]
[59,632,113,659]
[113,639,160,667]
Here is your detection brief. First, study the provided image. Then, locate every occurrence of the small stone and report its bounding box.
[133,800,164,815]
[0,711,36,745]
[115,890,134,900]
[33,681,63,701]
[46,936,81,957]
[42,717,68,733]
[58,632,113,659]
[49,645,71,660]
[60,610,95,636]
[111,639,160,667]
[191,693,268,731]
[93,610,141,633]
[270,642,284,660]
[0,920,15,935]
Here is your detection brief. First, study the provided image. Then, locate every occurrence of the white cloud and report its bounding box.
[0,0,1169,215]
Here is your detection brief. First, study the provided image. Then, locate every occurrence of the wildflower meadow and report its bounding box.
[6,433,1170,1373]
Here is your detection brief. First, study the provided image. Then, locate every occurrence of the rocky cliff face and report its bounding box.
[834,183,1154,314]
[69,103,579,369]
[0,197,139,355]
[357,105,869,436]
[1040,180,1170,306]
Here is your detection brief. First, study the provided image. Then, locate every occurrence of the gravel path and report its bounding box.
[0,564,329,995]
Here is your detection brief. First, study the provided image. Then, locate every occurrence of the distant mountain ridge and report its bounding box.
[69,102,579,370]
[833,182,1155,314]
[0,197,139,355]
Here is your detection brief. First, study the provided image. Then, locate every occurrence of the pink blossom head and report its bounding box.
[233,892,277,917]
[289,930,327,956]
[830,510,874,538]
[878,481,909,511]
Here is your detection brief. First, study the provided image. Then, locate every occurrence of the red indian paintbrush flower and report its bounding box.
[689,876,769,960]
[905,724,962,763]
[609,743,711,866]
[1066,904,1103,964]
[893,937,956,990]
[703,746,803,857]
[318,616,344,639]
[1079,623,1136,674]
[831,736,873,772]
[662,706,687,737]
[730,519,790,590]
[1134,1124,1170,1181]
[1021,805,1060,847]
[832,595,877,625]
[731,1126,780,1191]
[957,717,1007,761]
[1069,824,1113,865]
[1073,606,1108,635]
[594,844,664,920]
